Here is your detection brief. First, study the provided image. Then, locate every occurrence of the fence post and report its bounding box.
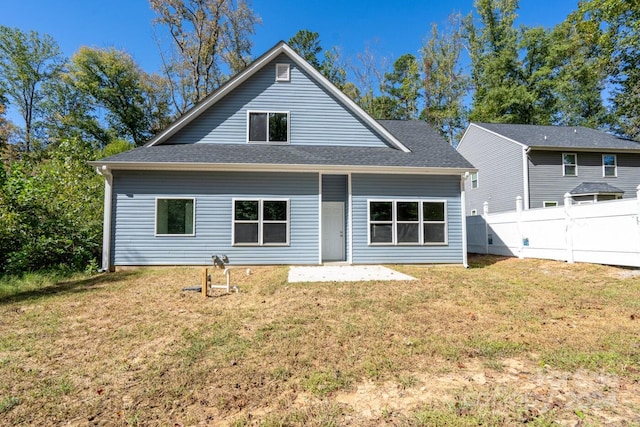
[483,201,489,254]
[564,192,574,263]
[516,196,524,259]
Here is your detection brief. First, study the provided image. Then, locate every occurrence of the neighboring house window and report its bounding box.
[471,172,478,189]
[368,200,447,245]
[248,111,289,143]
[233,199,289,245]
[470,209,478,216]
[275,63,290,82]
[543,201,558,208]
[563,153,577,176]
[602,154,617,177]
[155,198,195,236]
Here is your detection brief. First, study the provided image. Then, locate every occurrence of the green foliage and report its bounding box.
[381,54,422,120]
[65,47,171,146]
[0,26,63,151]
[0,139,103,274]
[420,16,469,144]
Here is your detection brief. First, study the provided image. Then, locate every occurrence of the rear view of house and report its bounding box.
[91,42,474,270]
[458,123,640,214]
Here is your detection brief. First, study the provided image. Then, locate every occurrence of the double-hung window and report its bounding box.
[248,111,289,143]
[155,198,195,236]
[471,172,478,189]
[368,200,447,245]
[563,153,577,176]
[602,154,617,177]
[233,199,289,245]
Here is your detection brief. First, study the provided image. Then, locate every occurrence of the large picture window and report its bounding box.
[248,111,289,143]
[156,198,195,236]
[233,199,289,245]
[368,200,447,245]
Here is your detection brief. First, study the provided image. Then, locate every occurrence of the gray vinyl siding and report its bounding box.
[351,174,464,264]
[457,125,525,213]
[164,54,389,148]
[528,150,640,208]
[111,170,319,266]
[322,174,347,202]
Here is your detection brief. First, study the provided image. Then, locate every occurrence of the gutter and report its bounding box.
[95,165,113,272]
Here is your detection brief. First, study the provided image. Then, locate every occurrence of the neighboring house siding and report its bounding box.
[457,126,524,213]
[164,54,389,148]
[528,151,640,208]
[351,174,463,264]
[111,170,319,265]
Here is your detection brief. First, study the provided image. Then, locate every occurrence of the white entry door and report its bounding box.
[322,202,345,262]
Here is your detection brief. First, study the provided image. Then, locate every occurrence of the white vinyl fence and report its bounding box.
[466,187,640,267]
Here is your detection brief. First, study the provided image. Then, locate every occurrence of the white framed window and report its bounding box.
[602,154,617,177]
[563,153,577,176]
[275,63,290,82]
[471,172,478,189]
[470,209,478,216]
[233,199,289,246]
[155,197,195,236]
[247,111,289,143]
[367,200,448,246]
[543,201,558,208]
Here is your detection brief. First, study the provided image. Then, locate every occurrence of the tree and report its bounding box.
[420,16,469,145]
[464,0,534,123]
[64,47,171,146]
[351,43,389,116]
[381,54,422,120]
[288,29,322,68]
[150,0,260,114]
[575,0,640,138]
[0,26,63,151]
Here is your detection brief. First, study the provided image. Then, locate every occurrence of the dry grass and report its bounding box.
[1,255,639,426]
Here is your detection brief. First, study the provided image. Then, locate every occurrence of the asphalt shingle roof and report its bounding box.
[475,123,640,151]
[97,120,474,170]
[570,182,625,195]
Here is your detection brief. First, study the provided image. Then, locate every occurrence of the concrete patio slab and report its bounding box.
[288,265,416,283]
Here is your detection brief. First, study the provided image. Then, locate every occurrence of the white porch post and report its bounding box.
[98,166,113,272]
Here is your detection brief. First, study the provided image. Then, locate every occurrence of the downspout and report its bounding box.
[460,173,469,268]
[96,165,113,272]
[523,147,531,210]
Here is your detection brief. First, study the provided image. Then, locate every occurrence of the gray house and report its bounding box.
[91,42,474,271]
[457,122,640,214]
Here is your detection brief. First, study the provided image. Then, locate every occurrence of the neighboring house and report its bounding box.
[91,42,474,270]
[457,122,640,214]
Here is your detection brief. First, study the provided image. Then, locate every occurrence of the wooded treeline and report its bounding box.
[0,0,637,274]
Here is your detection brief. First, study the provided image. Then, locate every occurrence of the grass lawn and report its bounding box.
[1,255,639,426]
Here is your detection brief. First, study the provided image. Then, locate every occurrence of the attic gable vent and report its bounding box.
[275,63,290,82]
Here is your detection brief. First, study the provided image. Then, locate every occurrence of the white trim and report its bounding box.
[468,123,530,149]
[154,197,196,237]
[232,198,290,246]
[562,152,578,177]
[145,42,410,153]
[347,173,353,264]
[96,166,113,271]
[90,161,473,176]
[460,176,468,268]
[275,63,290,82]
[366,199,448,246]
[522,146,530,210]
[247,110,290,144]
[602,154,617,177]
[318,174,323,264]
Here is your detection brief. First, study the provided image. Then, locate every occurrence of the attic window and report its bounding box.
[276,63,290,82]
[248,111,289,143]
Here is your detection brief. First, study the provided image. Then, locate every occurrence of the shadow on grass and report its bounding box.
[0,271,140,305]
[467,254,512,268]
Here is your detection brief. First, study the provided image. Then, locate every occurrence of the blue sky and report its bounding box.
[4,0,580,74]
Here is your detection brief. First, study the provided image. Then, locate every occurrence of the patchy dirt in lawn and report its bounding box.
[326,358,640,426]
